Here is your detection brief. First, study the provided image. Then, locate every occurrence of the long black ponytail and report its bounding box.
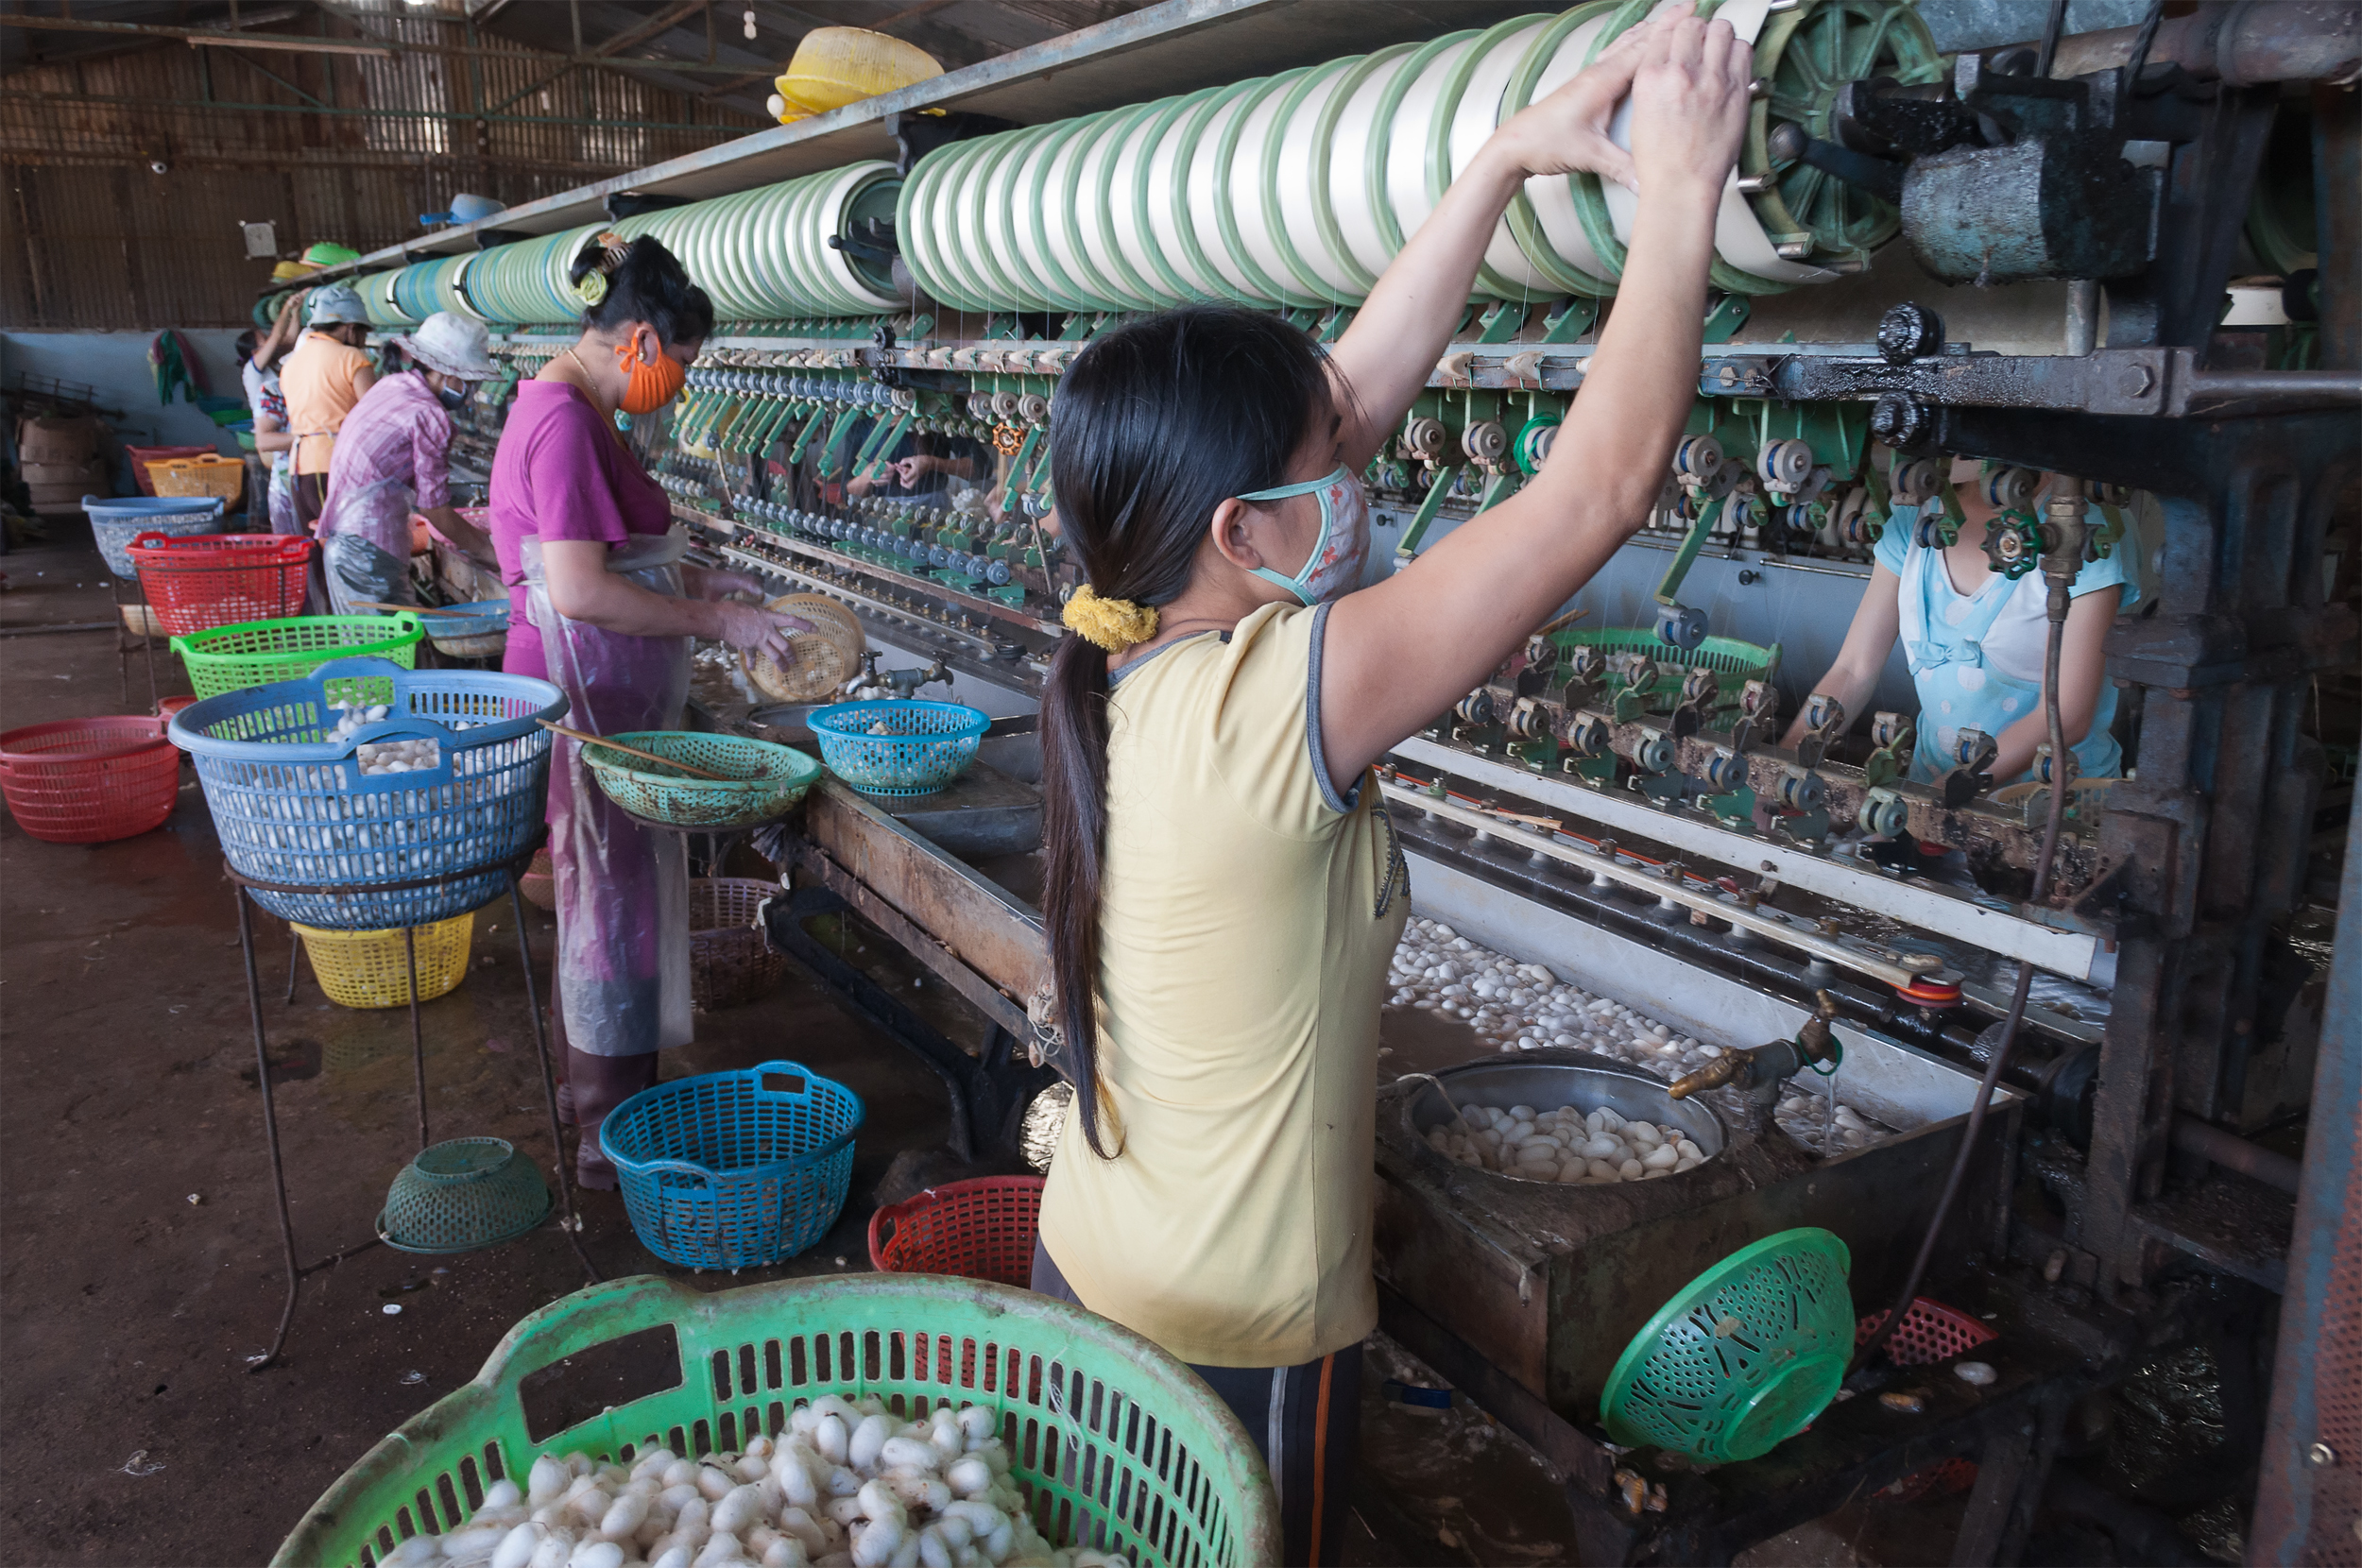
[1041,305,1336,1157]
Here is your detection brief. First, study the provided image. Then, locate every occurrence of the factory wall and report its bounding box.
[2,330,247,496]
[0,6,761,332]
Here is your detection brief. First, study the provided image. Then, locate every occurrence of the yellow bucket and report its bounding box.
[775,26,941,116]
[293,912,474,1009]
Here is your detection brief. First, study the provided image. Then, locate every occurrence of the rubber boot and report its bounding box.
[568,1047,659,1191]
[550,1002,576,1126]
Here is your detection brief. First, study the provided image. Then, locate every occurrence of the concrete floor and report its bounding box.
[0,517,2222,1568]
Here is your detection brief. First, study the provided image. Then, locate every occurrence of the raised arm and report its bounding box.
[1319,12,1751,787]
[1326,9,1663,467]
[1780,565,1904,750]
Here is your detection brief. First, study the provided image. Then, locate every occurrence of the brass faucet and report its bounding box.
[1669,992,1843,1100]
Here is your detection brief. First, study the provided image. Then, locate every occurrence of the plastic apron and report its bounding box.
[266,456,300,537]
[317,474,416,615]
[520,527,694,1057]
[1893,526,2121,784]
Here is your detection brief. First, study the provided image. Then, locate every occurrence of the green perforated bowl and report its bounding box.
[1599,1227,1854,1463]
[580,730,822,828]
[377,1137,551,1255]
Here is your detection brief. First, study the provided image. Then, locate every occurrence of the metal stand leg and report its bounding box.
[236,890,304,1373]
[509,875,598,1284]
[285,923,302,1005]
[404,924,429,1151]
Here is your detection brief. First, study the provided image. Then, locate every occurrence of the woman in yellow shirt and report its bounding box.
[1029,9,1752,1562]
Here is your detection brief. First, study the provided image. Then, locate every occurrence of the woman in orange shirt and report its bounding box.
[280,284,377,529]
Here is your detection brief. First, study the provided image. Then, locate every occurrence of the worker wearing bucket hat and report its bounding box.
[316,311,498,613]
[282,283,377,529]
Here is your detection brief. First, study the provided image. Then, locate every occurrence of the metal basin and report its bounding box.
[1402,1051,1728,1163]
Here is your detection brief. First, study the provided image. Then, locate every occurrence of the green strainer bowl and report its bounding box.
[1599,1227,1854,1463]
[377,1137,551,1254]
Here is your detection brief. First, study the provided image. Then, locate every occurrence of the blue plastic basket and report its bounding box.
[166,656,568,929]
[806,699,989,797]
[85,495,226,578]
[601,1060,865,1270]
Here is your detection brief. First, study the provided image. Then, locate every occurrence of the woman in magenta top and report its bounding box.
[490,233,804,1187]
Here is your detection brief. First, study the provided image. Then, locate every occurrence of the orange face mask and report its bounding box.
[615,337,686,416]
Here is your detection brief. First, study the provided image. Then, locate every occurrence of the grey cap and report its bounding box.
[306,284,368,326]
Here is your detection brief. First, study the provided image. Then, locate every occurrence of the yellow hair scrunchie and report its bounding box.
[571,270,609,309]
[1062,585,1157,653]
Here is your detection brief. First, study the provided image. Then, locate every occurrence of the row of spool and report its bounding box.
[322,0,1937,333]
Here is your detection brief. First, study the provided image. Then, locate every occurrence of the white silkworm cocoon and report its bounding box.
[487,1480,526,1510]
[676,1497,711,1537]
[568,1542,625,1568]
[492,1522,545,1568]
[445,1526,510,1559]
[848,1415,891,1472]
[1643,1144,1681,1169]
[530,1457,572,1506]
[814,1415,850,1466]
[713,1487,763,1536]
[789,1407,820,1438]
[945,1458,992,1499]
[982,1521,1013,1562]
[850,1519,904,1568]
[700,1466,739,1501]
[764,1538,811,1568]
[383,1538,443,1568]
[812,1395,855,1423]
[526,1527,578,1568]
[567,1489,611,1526]
[739,1454,774,1483]
[773,1452,818,1508]
[857,1480,906,1525]
[827,1497,867,1528]
[917,1526,954,1568]
[878,1438,939,1473]
[891,1532,922,1568]
[661,1484,702,1514]
[779,1508,830,1552]
[826,1466,863,1498]
[652,1550,693,1568]
[694,1532,745,1568]
[746,1437,775,1461]
[931,1519,972,1553]
[598,1491,649,1540]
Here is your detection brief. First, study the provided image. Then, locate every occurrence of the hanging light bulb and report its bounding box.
[743,7,757,41]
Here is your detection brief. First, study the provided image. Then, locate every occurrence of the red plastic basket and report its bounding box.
[1858,1298,1998,1502]
[867,1175,1044,1287]
[125,531,313,636]
[0,717,181,844]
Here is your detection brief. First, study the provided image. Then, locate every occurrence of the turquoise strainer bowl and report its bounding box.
[378,1137,551,1254]
[1599,1227,1855,1462]
[806,699,987,797]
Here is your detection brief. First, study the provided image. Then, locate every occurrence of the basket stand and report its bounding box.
[223,835,598,1372]
[109,571,166,713]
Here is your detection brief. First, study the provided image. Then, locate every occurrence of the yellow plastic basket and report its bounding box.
[776,26,941,115]
[150,454,246,505]
[292,912,474,1009]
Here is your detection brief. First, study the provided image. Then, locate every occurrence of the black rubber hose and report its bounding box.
[1857,552,2075,1369]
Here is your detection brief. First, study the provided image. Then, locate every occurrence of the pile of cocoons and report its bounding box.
[322,700,486,775]
[368,1397,1131,1568]
[1772,1084,1895,1154]
[1425,1100,1709,1185]
[1386,917,1900,1156]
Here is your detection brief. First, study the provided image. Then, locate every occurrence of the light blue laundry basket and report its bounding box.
[601,1060,865,1270]
[166,656,567,929]
[85,495,226,578]
[806,699,988,797]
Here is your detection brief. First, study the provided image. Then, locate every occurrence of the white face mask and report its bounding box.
[1239,466,1369,605]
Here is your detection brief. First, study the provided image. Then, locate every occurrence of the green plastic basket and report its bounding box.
[273,1274,1282,1568]
[1551,627,1780,701]
[376,1137,551,1255]
[581,730,822,828]
[170,615,424,700]
[1599,1227,1854,1463]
